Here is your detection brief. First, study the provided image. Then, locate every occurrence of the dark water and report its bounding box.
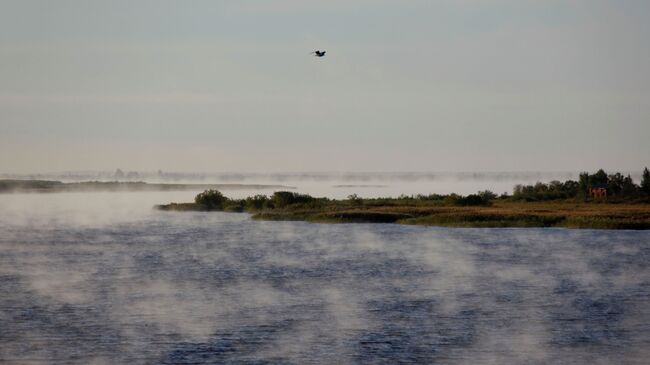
[1,193,649,364]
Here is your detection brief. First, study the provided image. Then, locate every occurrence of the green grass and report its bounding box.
[398,213,568,228]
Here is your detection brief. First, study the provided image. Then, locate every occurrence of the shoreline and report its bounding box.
[156,200,650,230]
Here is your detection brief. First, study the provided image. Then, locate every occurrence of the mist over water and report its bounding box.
[1,192,649,364]
[1,171,585,198]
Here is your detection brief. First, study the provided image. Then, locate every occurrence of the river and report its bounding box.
[1,191,649,364]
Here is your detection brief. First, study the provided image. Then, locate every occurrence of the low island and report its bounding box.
[156,169,650,230]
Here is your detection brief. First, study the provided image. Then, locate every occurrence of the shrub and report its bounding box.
[417,194,446,201]
[271,191,315,208]
[477,190,497,201]
[224,200,245,212]
[513,179,582,201]
[443,193,491,206]
[245,194,269,210]
[195,189,227,210]
[457,194,490,206]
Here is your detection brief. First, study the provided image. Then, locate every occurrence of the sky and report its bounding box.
[1,0,649,173]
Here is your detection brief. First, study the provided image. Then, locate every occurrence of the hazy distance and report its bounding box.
[1,0,649,173]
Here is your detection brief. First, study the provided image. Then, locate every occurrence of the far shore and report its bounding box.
[0,179,295,194]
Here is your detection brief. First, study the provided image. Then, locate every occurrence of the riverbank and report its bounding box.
[156,197,650,230]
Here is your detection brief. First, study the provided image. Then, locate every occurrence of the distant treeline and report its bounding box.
[512,168,650,202]
[184,168,650,213]
[189,189,499,212]
[0,180,294,193]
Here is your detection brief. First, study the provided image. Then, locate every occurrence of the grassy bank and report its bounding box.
[156,191,650,230]
[248,202,650,229]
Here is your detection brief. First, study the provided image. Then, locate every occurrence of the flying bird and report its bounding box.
[311,50,326,57]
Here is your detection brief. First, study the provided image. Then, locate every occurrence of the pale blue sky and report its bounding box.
[1,0,649,173]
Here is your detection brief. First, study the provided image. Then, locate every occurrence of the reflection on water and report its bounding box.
[1,193,649,364]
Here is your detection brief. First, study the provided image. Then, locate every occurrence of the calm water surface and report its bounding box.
[1,192,649,364]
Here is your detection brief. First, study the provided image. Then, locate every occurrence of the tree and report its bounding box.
[578,172,590,198]
[621,174,639,198]
[642,167,650,196]
[562,180,580,197]
[591,169,608,185]
[607,173,625,196]
[347,194,363,206]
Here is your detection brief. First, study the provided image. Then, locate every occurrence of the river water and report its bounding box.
[1,192,649,364]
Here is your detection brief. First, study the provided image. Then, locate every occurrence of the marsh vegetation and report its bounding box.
[157,169,650,230]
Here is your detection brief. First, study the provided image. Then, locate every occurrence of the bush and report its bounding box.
[271,191,315,208]
[513,180,581,201]
[195,189,227,210]
[245,194,269,210]
[416,194,446,201]
[222,199,246,212]
[457,194,490,206]
[477,190,497,201]
[443,193,491,206]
